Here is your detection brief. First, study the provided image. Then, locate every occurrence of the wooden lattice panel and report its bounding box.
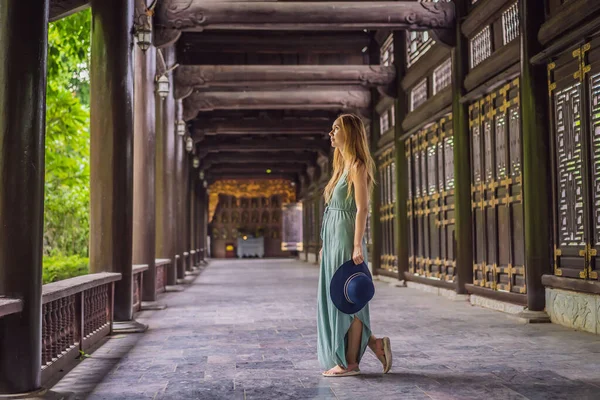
[407,114,455,281]
[378,147,398,273]
[550,39,600,280]
[469,78,525,293]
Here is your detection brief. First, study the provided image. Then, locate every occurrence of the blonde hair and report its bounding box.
[323,114,376,204]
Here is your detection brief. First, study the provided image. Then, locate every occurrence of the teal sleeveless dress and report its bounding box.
[317,170,372,370]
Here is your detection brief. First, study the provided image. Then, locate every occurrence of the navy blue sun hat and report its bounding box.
[330,259,375,314]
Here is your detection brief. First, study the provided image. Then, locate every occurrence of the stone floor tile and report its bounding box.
[48,259,600,400]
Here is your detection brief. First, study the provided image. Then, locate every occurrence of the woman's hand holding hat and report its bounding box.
[352,245,364,265]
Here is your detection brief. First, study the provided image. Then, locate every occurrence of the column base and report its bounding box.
[141,301,167,311]
[165,285,185,292]
[112,320,148,334]
[0,388,47,399]
[508,310,551,324]
[407,281,468,302]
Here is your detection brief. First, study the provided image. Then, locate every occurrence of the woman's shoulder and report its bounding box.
[351,162,368,178]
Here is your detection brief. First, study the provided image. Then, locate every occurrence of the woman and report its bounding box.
[317,113,392,377]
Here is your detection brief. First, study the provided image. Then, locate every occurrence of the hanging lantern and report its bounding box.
[176,120,187,136]
[193,157,200,169]
[134,22,152,52]
[203,180,208,188]
[156,75,169,99]
[199,170,205,180]
[185,136,194,152]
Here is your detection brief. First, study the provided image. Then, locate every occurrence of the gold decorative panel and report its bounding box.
[407,114,455,281]
[378,147,397,273]
[469,78,526,293]
[208,179,296,223]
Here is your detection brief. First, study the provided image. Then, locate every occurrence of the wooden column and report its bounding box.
[520,0,551,311]
[133,6,157,302]
[0,1,48,393]
[90,0,135,321]
[393,31,409,281]
[370,105,382,272]
[451,0,473,294]
[200,184,208,260]
[175,100,185,279]
[368,39,382,272]
[189,164,196,267]
[183,153,191,271]
[156,47,177,286]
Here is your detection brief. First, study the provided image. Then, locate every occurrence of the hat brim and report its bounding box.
[330,259,374,315]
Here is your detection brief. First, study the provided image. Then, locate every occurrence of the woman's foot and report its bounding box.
[374,337,392,374]
[322,363,360,377]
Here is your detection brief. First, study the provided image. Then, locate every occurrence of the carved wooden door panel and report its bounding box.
[407,139,416,273]
[406,114,456,281]
[378,148,397,273]
[470,79,525,293]
[550,38,600,281]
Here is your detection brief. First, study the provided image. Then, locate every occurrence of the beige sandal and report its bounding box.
[381,337,392,374]
[322,365,361,377]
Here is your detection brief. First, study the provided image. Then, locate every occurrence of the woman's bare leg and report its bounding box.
[368,335,386,364]
[323,317,362,375]
[345,317,363,366]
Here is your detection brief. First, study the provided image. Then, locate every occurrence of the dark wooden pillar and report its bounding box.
[90,0,135,321]
[175,100,185,279]
[133,6,157,301]
[369,39,382,272]
[0,1,48,393]
[370,103,382,272]
[183,153,191,271]
[189,165,196,266]
[520,0,551,311]
[155,47,177,285]
[452,0,473,294]
[393,30,409,281]
[200,183,208,260]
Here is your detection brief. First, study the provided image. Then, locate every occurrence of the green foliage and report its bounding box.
[43,10,92,279]
[43,255,89,284]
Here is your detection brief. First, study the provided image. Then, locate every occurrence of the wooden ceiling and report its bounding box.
[49,0,456,189]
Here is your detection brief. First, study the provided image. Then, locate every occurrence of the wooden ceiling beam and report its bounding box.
[177,31,370,54]
[174,65,395,98]
[207,163,306,172]
[196,136,330,157]
[201,152,317,167]
[182,88,370,121]
[49,0,89,21]
[191,116,332,136]
[206,171,298,182]
[155,2,455,34]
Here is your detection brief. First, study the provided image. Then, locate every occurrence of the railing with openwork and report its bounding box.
[40,272,120,381]
[132,264,149,313]
[0,254,194,385]
[0,297,23,318]
[155,258,171,294]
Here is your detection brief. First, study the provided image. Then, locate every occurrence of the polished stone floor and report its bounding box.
[48,258,600,400]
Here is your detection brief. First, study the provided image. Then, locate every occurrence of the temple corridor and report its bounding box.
[45,259,600,400]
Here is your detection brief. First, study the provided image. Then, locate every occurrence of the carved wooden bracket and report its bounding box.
[153,27,182,48]
[431,28,456,48]
[182,88,371,121]
[155,1,455,31]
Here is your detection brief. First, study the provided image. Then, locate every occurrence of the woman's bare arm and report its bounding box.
[352,164,369,264]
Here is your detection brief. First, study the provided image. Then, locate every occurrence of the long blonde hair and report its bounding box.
[323,114,376,204]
